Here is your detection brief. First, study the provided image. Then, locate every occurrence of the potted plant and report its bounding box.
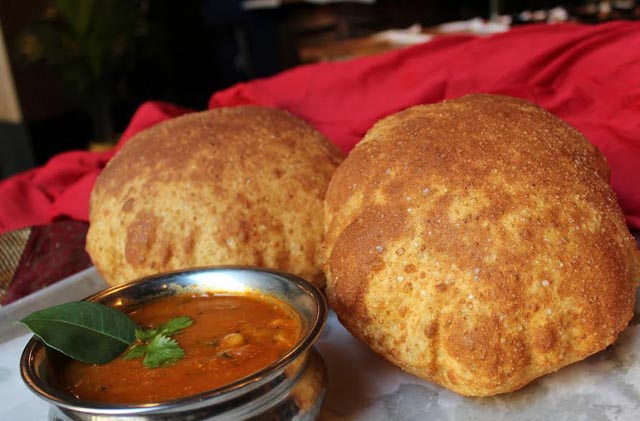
[18,0,155,145]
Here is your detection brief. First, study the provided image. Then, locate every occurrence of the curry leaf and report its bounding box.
[21,302,137,364]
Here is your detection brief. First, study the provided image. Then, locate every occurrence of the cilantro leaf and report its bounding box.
[123,316,193,368]
[123,344,146,360]
[135,327,158,341]
[157,316,193,336]
[143,335,185,368]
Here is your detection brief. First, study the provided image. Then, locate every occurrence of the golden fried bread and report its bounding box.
[324,94,640,396]
[87,106,343,287]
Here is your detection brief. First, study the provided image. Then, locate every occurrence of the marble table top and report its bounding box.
[1,268,639,420]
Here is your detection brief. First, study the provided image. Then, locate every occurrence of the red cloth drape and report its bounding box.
[1,21,639,235]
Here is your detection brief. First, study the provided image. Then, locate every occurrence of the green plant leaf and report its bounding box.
[143,335,184,368]
[124,316,192,368]
[123,344,145,360]
[157,316,193,336]
[52,0,97,36]
[21,302,136,364]
[131,316,192,342]
[135,327,158,341]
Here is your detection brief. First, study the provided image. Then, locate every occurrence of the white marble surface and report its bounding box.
[2,267,639,420]
[0,267,108,342]
[0,333,49,420]
[0,267,108,420]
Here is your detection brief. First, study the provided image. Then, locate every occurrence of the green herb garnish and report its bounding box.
[21,303,193,368]
[21,302,137,364]
[123,316,193,368]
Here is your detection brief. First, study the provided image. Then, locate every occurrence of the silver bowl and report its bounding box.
[20,267,328,420]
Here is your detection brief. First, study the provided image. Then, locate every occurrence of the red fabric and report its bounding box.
[0,102,191,234]
[115,101,193,150]
[1,21,640,235]
[210,21,640,228]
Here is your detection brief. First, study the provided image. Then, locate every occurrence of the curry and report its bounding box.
[56,293,301,403]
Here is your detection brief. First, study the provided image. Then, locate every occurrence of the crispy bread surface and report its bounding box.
[88,106,343,287]
[324,94,640,396]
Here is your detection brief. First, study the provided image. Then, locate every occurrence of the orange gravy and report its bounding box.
[56,293,301,403]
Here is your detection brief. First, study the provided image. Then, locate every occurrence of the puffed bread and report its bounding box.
[324,94,640,396]
[87,106,343,287]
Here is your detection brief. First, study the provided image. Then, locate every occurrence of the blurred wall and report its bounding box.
[0,18,21,123]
